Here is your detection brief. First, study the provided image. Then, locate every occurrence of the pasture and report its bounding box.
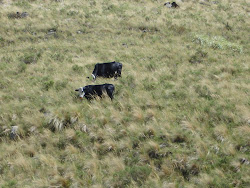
[0,0,249,187]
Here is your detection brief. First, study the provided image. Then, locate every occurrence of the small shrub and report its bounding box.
[23,54,36,64]
[43,80,54,91]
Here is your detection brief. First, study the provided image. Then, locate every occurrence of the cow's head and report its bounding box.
[86,74,96,81]
[91,74,96,81]
[75,87,85,99]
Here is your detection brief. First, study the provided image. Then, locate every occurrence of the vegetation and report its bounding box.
[0,0,249,187]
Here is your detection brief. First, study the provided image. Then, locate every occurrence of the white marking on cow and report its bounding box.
[79,87,85,98]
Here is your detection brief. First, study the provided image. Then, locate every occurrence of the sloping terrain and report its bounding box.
[0,0,249,187]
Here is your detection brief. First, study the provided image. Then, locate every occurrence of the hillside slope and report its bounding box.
[0,0,249,187]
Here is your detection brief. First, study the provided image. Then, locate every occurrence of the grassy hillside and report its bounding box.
[0,0,249,187]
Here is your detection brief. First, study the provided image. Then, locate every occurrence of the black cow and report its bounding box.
[75,84,115,100]
[90,61,122,81]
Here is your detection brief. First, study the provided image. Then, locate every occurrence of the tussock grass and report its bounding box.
[0,0,249,187]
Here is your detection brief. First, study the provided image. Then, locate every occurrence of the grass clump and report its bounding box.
[113,166,152,187]
[193,34,243,53]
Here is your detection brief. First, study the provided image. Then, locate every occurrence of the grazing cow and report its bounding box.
[164,2,179,8]
[90,61,122,81]
[75,84,115,100]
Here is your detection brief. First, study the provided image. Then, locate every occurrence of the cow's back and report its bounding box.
[97,62,116,76]
[92,61,122,80]
[85,84,114,99]
[103,83,115,91]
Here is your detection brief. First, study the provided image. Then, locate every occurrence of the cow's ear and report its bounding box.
[75,89,79,91]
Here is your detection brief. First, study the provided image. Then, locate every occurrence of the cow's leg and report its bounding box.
[117,69,122,77]
[117,64,122,78]
[108,92,113,100]
[85,95,90,100]
[114,71,118,80]
[85,94,93,101]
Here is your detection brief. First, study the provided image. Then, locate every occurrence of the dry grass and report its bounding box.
[0,0,249,187]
